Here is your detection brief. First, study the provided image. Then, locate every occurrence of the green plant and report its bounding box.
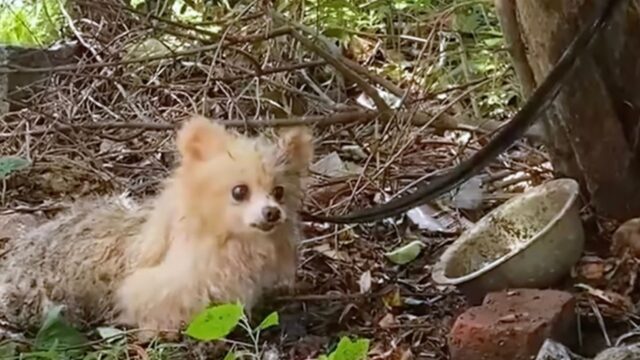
[186,302,280,359]
[0,306,191,360]
[318,336,370,360]
[0,0,66,46]
[0,156,30,179]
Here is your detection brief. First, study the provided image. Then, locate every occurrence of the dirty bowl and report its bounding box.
[431,178,584,304]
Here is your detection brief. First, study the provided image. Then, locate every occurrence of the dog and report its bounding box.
[0,115,314,341]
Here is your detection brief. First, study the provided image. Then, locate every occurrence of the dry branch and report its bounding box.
[271,11,393,118]
[0,110,377,138]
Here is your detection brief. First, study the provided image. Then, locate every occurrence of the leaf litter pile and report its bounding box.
[1,1,638,359]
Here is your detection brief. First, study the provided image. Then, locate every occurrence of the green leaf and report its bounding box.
[130,0,145,7]
[330,337,370,360]
[482,37,503,47]
[257,311,279,331]
[323,27,348,41]
[384,240,425,265]
[0,156,30,179]
[34,305,89,353]
[453,11,480,33]
[0,0,65,46]
[223,350,237,360]
[185,303,244,341]
[96,326,126,342]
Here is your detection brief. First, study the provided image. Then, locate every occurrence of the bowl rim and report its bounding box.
[431,178,581,285]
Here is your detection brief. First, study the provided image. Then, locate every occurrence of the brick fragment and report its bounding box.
[448,289,576,360]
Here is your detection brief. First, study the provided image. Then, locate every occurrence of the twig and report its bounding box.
[342,57,405,98]
[89,0,264,40]
[408,75,493,104]
[590,297,612,347]
[0,110,378,138]
[50,60,326,90]
[0,27,292,74]
[275,292,377,302]
[57,0,102,61]
[270,11,392,118]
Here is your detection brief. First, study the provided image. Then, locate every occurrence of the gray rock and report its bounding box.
[0,40,79,115]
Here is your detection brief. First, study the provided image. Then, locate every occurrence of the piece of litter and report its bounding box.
[407,205,447,232]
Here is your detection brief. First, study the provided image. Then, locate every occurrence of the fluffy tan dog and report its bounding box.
[0,116,314,341]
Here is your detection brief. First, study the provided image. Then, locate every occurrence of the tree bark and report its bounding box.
[495,0,640,220]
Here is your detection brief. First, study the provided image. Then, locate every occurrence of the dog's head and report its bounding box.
[174,115,314,237]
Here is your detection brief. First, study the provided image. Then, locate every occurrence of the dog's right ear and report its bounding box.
[177,115,229,162]
[276,126,314,174]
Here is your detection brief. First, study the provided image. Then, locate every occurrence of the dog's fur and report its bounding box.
[0,116,313,340]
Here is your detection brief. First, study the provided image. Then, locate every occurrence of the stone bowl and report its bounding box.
[431,178,584,304]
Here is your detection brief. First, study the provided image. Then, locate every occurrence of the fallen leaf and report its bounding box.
[406,205,446,232]
[313,243,349,261]
[575,284,636,318]
[345,36,377,63]
[382,288,403,309]
[378,313,396,328]
[310,152,362,178]
[97,326,125,342]
[385,240,425,265]
[579,262,605,281]
[355,88,402,110]
[358,270,372,294]
[611,217,640,257]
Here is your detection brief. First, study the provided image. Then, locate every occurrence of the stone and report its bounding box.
[1,41,79,112]
[611,217,640,258]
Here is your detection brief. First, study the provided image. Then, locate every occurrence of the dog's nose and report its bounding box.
[262,206,281,223]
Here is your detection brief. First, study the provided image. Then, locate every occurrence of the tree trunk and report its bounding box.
[495,0,640,220]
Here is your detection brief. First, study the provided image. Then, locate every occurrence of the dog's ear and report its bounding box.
[277,126,314,174]
[177,115,229,162]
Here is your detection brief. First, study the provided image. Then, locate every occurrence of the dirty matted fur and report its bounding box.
[0,115,314,340]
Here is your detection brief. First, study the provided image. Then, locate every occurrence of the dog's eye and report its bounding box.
[232,184,250,201]
[272,186,284,201]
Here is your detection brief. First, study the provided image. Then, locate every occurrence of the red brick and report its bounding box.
[448,289,576,360]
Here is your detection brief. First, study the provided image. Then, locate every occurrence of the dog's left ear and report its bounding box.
[177,115,230,163]
[277,127,314,174]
